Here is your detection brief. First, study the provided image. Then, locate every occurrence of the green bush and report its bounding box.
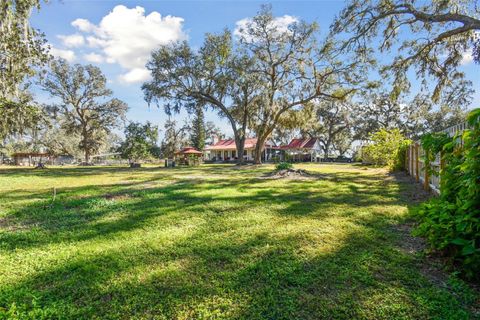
[414,108,480,280]
[275,162,293,170]
[361,128,411,171]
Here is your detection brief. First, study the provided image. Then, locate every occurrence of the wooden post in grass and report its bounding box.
[415,143,419,182]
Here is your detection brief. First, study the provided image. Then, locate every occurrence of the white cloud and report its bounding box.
[234,15,298,41]
[49,47,76,62]
[461,50,473,65]
[70,5,186,83]
[86,36,108,48]
[57,34,85,47]
[83,52,105,63]
[118,68,151,84]
[72,18,96,33]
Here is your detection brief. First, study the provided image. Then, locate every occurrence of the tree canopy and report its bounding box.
[234,5,369,163]
[160,118,189,159]
[332,0,480,101]
[189,105,206,151]
[0,0,50,145]
[1,0,49,98]
[120,122,159,163]
[143,31,259,164]
[41,59,128,163]
[301,100,353,158]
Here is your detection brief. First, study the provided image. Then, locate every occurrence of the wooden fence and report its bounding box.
[405,122,469,194]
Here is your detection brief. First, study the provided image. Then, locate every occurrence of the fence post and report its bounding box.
[410,145,413,175]
[405,145,409,174]
[415,143,419,182]
[440,151,445,171]
[424,150,430,191]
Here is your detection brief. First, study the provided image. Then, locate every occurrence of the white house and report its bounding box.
[204,138,280,162]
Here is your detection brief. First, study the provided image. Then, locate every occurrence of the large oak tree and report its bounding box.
[301,100,353,158]
[41,59,128,163]
[143,31,260,164]
[240,6,367,163]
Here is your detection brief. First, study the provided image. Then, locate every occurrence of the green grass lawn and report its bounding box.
[0,164,478,319]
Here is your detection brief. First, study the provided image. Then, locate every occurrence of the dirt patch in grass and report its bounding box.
[0,216,29,231]
[393,221,452,292]
[391,172,431,203]
[393,221,427,255]
[104,193,134,201]
[262,168,323,180]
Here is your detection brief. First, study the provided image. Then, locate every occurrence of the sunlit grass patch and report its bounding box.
[0,163,477,319]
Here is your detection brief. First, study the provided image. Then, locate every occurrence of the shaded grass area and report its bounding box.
[0,164,478,319]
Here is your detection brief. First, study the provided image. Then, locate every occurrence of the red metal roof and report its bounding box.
[282,138,318,150]
[175,147,203,155]
[205,138,275,151]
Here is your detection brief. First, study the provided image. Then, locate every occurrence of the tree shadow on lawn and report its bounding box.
[1,212,475,319]
[0,170,410,252]
[0,164,260,179]
[1,168,477,318]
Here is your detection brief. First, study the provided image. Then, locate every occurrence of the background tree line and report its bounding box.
[1,1,478,164]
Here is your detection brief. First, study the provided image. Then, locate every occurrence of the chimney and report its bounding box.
[212,135,219,145]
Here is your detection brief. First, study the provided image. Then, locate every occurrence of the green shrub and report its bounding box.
[275,162,293,170]
[361,128,411,171]
[414,108,480,280]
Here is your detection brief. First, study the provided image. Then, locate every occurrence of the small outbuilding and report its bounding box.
[174,147,203,166]
[281,138,323,162]
[11,152,55,166]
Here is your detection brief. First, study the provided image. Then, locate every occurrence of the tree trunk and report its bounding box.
[254,135,267,164]
[82,125,90,164]
[85,149,90,164]
[323,143,330,159]
[235,135,246,165]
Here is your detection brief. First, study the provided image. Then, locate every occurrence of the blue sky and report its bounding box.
[30,0,480,137]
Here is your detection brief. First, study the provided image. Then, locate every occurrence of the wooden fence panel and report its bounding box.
[406,122,468,194]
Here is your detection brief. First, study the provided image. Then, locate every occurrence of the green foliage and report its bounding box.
[362,128,411,171]
[275,162,293,170]
[41,59,128,163]
[0,0,50,98]
[301,101,352,157]
[190,106,206,150]
[160,119,188,159]
[119,122,159,163]
[414,108,480,280]
[420,132,451,177]
[143,31,254,165]
[0,97,45,142]
[332,0,479,103]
